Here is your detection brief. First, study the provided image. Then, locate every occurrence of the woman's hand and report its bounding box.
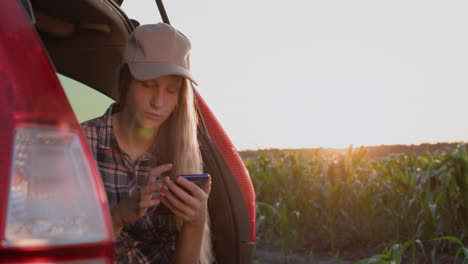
[165,176,212,264]
[111,163,172,236]
[160,175,212,227]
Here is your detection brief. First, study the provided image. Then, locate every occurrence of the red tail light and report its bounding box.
[0,1,113,263]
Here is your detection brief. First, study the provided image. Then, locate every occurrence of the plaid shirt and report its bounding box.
[81,103,177,264]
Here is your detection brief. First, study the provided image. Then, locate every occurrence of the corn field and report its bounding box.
[246,144,468,262]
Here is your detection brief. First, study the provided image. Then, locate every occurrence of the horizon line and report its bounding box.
[237,141,467,152]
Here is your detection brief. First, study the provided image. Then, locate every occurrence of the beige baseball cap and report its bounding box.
[123,23,197,85]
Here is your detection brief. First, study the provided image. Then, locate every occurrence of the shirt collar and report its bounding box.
[97,102,120,150]
[97,103,157,162]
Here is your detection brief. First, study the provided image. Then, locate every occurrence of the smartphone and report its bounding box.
[176,174,210,194]
[155,173,210,215]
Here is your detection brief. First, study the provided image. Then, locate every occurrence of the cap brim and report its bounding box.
[128,62,198,86]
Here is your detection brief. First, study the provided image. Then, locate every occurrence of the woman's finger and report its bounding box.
[160,196,191,220]
[139,199,160,208]
[161,182,197,215]
[203,177,212,194]
[140,182,163,201]
[174,176,208,201]
[163,177,199,208]
[147,163,172,185]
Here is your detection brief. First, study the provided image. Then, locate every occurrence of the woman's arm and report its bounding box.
[173,219,206,263]
[110,207,125,236]
[110,164,172,238]
[160,176,212,264]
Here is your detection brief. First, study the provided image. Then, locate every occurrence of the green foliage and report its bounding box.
[431,236,468,263]
[354,240,425,264]
[248,144,468,260]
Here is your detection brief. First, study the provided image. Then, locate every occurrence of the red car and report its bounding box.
[0,0,255,263]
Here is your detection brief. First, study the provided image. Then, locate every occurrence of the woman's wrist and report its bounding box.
[183,211,207,230]
[181,220,205,238]
[111,206,124,236]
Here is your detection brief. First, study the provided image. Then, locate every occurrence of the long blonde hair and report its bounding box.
[118,65,214,264]
[155,77,201,178]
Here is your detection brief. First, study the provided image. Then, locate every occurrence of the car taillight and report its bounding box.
[0,1,113,263]
[6,127,107,247]
[10,260,107,264]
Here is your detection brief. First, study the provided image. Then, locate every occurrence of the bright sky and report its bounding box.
[115,1,468,150]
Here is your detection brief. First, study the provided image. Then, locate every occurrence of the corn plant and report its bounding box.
[247,144,468,260]
[353,240,425,264]
[431,236,468,264]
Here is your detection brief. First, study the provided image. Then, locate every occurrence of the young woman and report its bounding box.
[81,23,213,264]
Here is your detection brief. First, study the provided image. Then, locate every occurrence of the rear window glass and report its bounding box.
[58,74,114,123]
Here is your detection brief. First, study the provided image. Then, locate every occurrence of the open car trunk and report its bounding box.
[30,0,255,263]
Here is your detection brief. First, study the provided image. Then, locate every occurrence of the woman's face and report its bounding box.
[124,74,183,130]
